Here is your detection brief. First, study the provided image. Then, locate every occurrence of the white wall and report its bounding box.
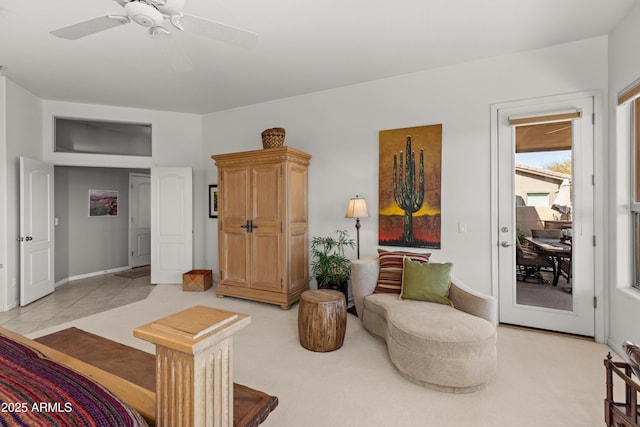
[607,2,640,352]
[0,78,6,310]
[203,36,609,296]
[4,79,43,309]
[41,101,207,273]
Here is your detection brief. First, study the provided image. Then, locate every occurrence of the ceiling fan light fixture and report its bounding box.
[149,26,170,37]
[124,1,164,27]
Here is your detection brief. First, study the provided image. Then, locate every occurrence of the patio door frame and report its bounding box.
[490,91,606,342]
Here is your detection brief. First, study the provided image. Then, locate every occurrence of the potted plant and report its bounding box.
[310,230,356,295]
[516,226,527,247]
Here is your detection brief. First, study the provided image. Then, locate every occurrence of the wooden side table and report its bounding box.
[298,289,346,352]
[134,305,250,427]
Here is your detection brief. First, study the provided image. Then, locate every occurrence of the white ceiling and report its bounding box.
[1,0,637,114]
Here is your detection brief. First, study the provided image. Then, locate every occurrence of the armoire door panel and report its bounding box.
[289,227,308,291]
[220,231,249,287]
[251,233,281,291]
[288,164,308,223]
[221,168,249,221]
[252,164,282,221]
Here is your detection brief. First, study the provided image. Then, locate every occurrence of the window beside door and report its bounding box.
[633,98,640,291]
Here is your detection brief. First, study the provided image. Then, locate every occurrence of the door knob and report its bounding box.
[25,236,33,242]
[500,241,514,248]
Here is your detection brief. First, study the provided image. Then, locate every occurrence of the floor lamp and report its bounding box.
[345,195,369,259]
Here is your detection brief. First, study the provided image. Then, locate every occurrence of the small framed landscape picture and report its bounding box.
[209,185,218,218]
[89,189,118,217]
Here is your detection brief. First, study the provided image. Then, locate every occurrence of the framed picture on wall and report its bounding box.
[89,189,118,217]
[209,185,218,218]
[379,124,442,248]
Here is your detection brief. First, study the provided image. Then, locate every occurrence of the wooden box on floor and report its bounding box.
[182,269,212,292]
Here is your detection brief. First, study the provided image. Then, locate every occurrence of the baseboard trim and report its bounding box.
[56,266,131,287]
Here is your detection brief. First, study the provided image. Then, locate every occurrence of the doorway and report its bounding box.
[20,158,54,306]
[129,173,151,268]
[53,166,150,284]
[493,93,596,337]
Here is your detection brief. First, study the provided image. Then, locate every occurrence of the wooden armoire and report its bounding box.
[211,147,311,309]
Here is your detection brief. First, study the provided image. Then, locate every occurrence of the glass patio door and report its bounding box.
[494,94,595,336]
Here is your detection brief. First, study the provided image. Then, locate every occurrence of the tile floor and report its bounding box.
[0,272,153,335]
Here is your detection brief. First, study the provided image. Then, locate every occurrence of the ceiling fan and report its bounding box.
[50,0,258,71]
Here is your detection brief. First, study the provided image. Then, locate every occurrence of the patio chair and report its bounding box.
[516,240,555,283]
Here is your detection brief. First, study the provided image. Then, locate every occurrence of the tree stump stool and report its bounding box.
[298,289,347,352]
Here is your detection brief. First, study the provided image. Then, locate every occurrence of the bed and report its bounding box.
[0,306,278,427]
[0,328,149,426]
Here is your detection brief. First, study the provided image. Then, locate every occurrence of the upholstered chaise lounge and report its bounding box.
[351,255,498,393]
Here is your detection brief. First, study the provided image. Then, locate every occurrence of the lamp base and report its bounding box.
[355,218,361,259]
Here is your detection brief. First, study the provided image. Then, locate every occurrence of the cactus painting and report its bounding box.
[393,136,424,243]
[379,124,441,248]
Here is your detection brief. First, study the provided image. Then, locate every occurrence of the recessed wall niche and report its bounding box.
[55,118,152,157]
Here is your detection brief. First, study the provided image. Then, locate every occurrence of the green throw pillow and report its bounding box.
[400,257,453,306]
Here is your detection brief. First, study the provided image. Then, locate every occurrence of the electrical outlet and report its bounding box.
[458,223,467,233]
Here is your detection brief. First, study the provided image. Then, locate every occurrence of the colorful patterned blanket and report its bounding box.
[0,335,147,426]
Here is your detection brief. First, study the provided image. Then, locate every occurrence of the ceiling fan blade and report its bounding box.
[180,14,258,49]
[51,15,129,40]
[151,28,194,72]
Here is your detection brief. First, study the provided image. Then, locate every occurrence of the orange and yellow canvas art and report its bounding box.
[379,124,441,248]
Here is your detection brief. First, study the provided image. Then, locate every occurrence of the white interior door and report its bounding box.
[129,173,151,268]
[20,157,54,306]
[151,167,192,284]
[495,95,595,336]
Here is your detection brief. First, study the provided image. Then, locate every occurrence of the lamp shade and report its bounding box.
[345,197,369,218]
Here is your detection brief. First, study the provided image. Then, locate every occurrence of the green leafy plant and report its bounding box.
[310,230,356,287]
[516,226,526,244]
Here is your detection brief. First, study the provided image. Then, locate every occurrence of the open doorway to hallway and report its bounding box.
[54,166,150,285]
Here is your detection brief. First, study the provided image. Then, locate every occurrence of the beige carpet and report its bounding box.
[29,285,617,427]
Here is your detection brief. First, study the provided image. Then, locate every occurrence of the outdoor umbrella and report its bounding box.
[551,178,572,215]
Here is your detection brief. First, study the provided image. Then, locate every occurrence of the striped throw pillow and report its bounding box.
[374,249,431,294]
